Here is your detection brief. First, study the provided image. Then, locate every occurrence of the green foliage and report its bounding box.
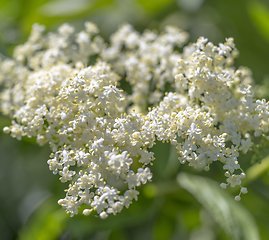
[178,172,260,240]
[19,198,68,240]
[137,0,174,14]
[246,156,269,185]
[247,1,269,43]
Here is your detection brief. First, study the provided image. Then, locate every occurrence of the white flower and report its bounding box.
[235,195,241,201]
[227,174,241,188]
[59,166,76,183]
[223,157,240,173]
[240,187,248,194]
[58,196,79,217]
[3,126,10,134]
[82,209,93,216]
[137,167,152,185]
[47,157,62,174]
[85,22,99,34]
[239,85,252,95]
[239,138,253,153]
[1,21,266,219]
[100,211,108,219]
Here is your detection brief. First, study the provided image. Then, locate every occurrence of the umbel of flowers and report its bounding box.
[0,22,268,219]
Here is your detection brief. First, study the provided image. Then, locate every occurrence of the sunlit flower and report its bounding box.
[1,22,268,218]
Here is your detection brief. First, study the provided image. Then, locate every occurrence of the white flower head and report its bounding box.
[1,21,266,219]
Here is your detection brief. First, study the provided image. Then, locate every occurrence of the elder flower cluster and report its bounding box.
[1,22,268,218]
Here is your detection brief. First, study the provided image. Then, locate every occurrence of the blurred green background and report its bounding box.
[1,0,269,239]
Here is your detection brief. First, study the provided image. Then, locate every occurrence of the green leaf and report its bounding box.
[245,155,269,185]
[247,1,269,43]
[177,172,260,240]
[18,198,68,240]
[38,0,96,17]
[136,0,174,14]
[20,0,114,34]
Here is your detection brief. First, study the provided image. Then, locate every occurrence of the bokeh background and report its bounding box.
[1,0,269,239]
